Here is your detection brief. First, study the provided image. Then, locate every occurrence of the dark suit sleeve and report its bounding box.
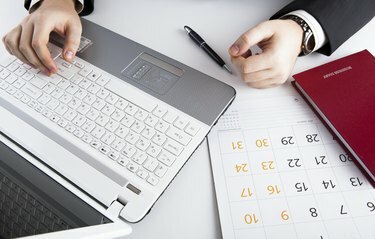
[24,0,94,16]
[271,0,375,55]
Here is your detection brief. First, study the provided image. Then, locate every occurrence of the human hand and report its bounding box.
[229,20,303,88]
[2,0,81,75]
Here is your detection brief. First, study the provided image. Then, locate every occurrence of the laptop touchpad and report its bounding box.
[121,53,183,95]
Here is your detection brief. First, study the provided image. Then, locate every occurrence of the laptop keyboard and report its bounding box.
[0,171,71,238]
[0,45,201,188]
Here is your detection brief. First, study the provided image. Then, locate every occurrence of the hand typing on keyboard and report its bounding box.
[2,0,82,75]
[0,47,201,187]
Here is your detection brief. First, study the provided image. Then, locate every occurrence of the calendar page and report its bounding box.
[208,95,375,239]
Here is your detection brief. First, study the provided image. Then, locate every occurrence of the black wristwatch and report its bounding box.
[281,15,316,56]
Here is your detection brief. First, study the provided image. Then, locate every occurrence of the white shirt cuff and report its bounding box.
[29,0,84,14]
[284,10,327,52]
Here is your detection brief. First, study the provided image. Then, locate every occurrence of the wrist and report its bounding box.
[281,15,316,56]
[30,0,77,13]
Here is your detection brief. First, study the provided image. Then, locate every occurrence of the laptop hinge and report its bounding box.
[107,200,126,218]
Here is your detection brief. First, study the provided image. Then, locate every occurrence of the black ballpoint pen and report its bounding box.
[184,25,232,74]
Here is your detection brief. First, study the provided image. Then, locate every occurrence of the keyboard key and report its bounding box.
[146,144,161,158]
[105,119,119,132]
[144,114,158,127]
[126,162,138,173]
[154,164,168,177]
[146,175,159,186]
[158,151,176,167]
[117,156,129,167]
[111,109,125,121]
[135,138,150,151]
[14,67,26,77]
[43,83,56,94]
[111,138,126,151]
[86,108,100,121]
[153,106,167,118]
[163,139,183,156]
[152,132,167,146]
[96,75,110,86]
[131,121,145,134]
[121,114,135,128]
[0,55,16,67]
[73,128,85,138]
[163,111,178,124]
[82,120,96,133]
[46,98,60,110]
[155,120,169,133]
[0,69,11,79]
[122,144,137,158]
[102,104,116,116]
[97,88,110,99]
[132,151,148,165]
[114,98,128,110]
[143,158,158,172]
[96,114,110,127]
[79,67,92,77]
[98,145,110,155]
[136,169,149,179]
[87,83,100,94]
[134,109,148,121]
[74,61,85,69]
[106,93,119,104]
[57,66,74,80]
[166,127,191,146]
[21,84,43,99]
[108,151,120,161]
[5,74,18,84]
[125,131,139,145]
[92,99,106,110]
[58,79,71,90]
[90,140,101,149]
[124,103,138,115]
[92,126,106,139]
[115,125,130,138]
[7,62,19,72]
[174,117,189,130]
[141,127,156,140]
[101,132,115,145]
[87,71,101,82]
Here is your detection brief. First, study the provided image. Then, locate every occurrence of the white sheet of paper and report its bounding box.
[208,93,375,239]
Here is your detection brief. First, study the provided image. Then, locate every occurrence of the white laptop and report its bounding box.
[0,18,235,238]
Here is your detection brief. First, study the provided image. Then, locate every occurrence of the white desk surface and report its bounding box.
[0,1,374,239]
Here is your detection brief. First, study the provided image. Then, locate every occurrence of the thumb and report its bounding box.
[62,21,82,62]
[229,22,274,56]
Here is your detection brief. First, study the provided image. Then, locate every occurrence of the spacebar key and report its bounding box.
[105,79,157,112]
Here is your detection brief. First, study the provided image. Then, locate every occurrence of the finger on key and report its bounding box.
[19,22,50,74]
[3,25,34,67]
[32,22,57,73]
[62,21,82,63]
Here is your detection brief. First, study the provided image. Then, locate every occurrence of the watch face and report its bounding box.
[306,34,316,52]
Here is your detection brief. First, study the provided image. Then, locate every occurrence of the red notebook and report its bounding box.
[292,50,375,183]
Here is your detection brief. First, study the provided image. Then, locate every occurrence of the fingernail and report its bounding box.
[65,50,74,60]
[230,44,240,55]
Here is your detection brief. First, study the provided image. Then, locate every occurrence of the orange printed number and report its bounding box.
[231,141,244,150]
[261,161,275,170]
[241,187,253,198]
[267,185,281,195]
[244,213,259,224]
[255,139,269,148]
[235,164,249,173]
[281,210,289,220]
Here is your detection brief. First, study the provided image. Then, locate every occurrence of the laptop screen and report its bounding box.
[0,135,112,239]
